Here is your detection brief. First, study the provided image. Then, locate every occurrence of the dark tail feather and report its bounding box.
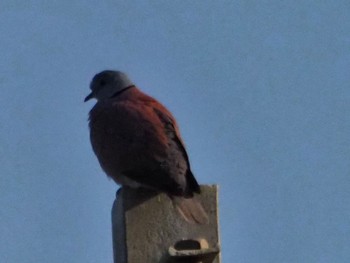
[172,196,209,224]
[185,169,201,194]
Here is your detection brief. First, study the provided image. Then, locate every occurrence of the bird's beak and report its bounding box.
[84,92,94,102]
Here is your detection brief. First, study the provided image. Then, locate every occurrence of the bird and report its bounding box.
[84,70,208,224]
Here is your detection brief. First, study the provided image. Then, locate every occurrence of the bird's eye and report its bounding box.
[100,80,106,86]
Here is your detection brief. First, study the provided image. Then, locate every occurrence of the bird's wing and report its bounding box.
[140,95,200,195]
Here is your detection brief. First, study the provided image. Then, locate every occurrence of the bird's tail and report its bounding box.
[172,196,209,224]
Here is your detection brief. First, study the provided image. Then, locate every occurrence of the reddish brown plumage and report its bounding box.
[88,83,208,224]
[89,86,197,195]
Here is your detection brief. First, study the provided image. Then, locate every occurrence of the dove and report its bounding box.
[85,70,208,224]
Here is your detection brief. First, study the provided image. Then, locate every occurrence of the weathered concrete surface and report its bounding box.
[112,185,220,263]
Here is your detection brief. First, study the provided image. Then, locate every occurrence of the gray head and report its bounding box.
[84,70,134,102]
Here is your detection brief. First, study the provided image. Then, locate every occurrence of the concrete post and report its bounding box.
[112,185,221,263]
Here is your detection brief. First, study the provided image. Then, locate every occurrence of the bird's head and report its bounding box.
[84,70,134,102]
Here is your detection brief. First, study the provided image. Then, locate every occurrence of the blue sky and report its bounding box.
[1,1,350,262]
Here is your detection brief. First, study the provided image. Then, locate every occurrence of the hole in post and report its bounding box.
[174,240,201,250]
